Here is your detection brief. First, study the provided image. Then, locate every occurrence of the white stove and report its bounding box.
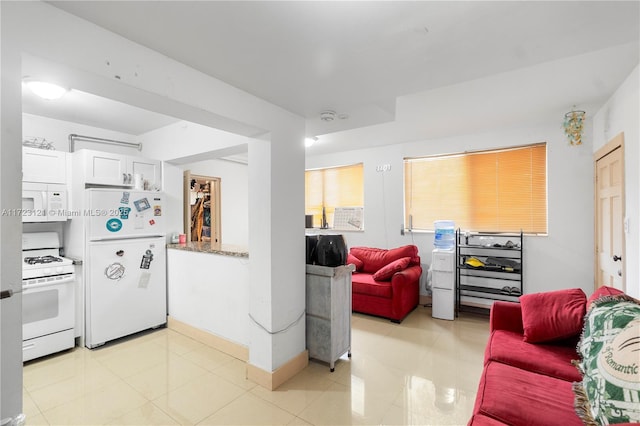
[22,232,76,362]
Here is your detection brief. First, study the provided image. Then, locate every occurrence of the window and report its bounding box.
[305,163,364,229]
[404,143,547,234]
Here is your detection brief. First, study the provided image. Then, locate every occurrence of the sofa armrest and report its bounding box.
[391,265,422,289]
[489,301,524,333]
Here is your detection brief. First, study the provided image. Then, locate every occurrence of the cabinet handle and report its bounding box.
[613,255,622,262]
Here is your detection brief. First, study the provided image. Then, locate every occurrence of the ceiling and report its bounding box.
[25,1,640,154]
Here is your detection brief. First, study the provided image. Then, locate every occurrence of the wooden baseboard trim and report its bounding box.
[167,316,249,361]
[247,349,309,391]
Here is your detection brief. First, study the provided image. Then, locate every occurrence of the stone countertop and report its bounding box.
[166,242,249,258]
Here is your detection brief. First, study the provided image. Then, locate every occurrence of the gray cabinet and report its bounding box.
[305,264,354,371]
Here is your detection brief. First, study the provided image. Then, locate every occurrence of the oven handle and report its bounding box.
[23,276,76,291]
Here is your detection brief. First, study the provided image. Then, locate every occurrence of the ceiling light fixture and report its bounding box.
[563,107,585,146]
[24,80,69,100]
[305,136,318,148]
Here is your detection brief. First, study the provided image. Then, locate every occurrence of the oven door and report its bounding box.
[22,274,75,341]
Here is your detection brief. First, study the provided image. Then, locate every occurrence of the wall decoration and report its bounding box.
[563,108,586,146]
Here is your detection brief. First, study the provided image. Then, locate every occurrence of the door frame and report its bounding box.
[183,171,222,249]
[593,132,626,291]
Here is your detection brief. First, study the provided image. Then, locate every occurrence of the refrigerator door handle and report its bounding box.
[0,289,13,299]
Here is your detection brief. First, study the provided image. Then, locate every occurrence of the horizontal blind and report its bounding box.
[404,144,547,234]
[305,163,363,227]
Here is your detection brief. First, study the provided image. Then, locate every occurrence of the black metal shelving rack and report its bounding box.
[455,230,523,314]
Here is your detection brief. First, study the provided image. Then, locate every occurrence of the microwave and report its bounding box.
[22,183,68,222]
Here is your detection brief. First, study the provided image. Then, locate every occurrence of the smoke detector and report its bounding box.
[320,110,337,122]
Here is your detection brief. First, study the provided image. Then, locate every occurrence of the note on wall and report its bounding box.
[333,207,364,231]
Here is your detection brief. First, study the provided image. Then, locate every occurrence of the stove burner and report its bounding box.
[24,255,63,265]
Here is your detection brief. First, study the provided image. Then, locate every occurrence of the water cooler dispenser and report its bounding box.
[432,220,455,320]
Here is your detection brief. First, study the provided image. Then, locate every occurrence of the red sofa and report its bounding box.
[348,245,422,323]
[469,286,634,426]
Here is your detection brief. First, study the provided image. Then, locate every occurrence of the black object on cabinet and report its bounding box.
[455,230,523,314]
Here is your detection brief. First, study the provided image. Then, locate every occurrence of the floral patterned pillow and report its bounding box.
[573,295,640,425]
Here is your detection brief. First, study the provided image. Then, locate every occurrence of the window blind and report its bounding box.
[305,163,364,228]
[404,143,547,234]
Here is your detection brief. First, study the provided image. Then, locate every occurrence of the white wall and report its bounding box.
[3,1,306,377]
[139,120,247,162]
[183,159,249,247]
[167,249,249,346]
[23,113,139,154]
[307,121,595,297]
[592,65,640,298]
[138,120,250,248]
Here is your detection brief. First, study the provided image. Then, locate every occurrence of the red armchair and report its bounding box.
[348,245,422,323]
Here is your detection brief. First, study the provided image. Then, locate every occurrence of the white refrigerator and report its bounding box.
[84,189,167,348]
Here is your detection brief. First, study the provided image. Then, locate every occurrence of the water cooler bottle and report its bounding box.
[431,248,455,320]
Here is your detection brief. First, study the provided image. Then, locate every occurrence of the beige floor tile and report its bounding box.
[198,392,295,425]
[390,375,478,425]
[40,380,147,425]
[23,347,95,392]
[124,352,210,400]
[28,360,121,412]
[96,339,173,378]
[298,381,395,426]
[286,417,313,426]
[145,328,209,355]
[180,344,236,372]
[24,413,49,425]
[22,309,489,426]
[250,364,334,415]
[106,402,180,425]
[211,358,257,391]
[152,372,246,425]
[22,390,40,418]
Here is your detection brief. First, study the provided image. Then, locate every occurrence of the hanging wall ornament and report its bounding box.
[563,108,586,146]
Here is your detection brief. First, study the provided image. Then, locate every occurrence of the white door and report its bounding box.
[595,133,625,291]
[85,237,166,347]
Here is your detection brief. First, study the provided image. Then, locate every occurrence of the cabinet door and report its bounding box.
[84,151,129,186]
[130,158,162,190]
[22,147,67,183]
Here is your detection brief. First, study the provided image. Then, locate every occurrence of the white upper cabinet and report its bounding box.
[130,157,161,189]
[22,147,68,184]
[83,150,128,186]
[74,149,162,189]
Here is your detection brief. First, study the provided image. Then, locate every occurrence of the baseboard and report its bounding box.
[246,349,309,390]
[167,316,249,361]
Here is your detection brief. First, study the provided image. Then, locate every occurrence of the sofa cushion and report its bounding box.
[352,273,392,298]
[520,288,586,343]
[468,413,509,425]
[350,245,419,274]
[485,330,581,382]
[586,285,624,309]
[573,295,640,425]
[347,253,364,271]
[475,361,582,426]
[372,257,411,281]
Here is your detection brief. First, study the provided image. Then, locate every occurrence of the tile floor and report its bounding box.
[22,306,490,425]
